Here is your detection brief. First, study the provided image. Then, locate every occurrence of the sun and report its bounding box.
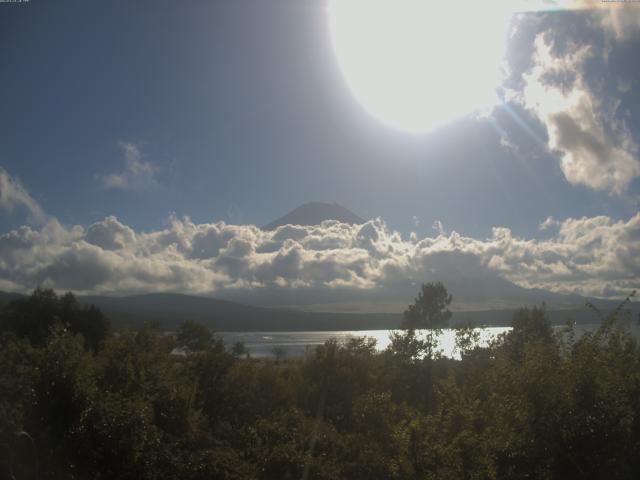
[328,0,514,133]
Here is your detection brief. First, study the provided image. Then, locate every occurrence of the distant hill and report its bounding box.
[1,290,635,331]
[0,291,25,307]
[78,293,401,331]
[263,202,365,230]
[215,271,625,314]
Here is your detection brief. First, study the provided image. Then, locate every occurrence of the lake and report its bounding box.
[218,323,640,359]
[222,327,507,359]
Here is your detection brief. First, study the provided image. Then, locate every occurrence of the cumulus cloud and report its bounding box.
[582,1,640,41]
[539,216,560,231]
[0,167,46,224]
[513,31,640,194]
[528,1,640,40]
[0,214,637,301]
[99,141,159,191]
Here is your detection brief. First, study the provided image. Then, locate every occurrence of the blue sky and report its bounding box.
[0,1,639,304]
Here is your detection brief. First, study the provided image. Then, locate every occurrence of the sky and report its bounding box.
[1,0,639,306]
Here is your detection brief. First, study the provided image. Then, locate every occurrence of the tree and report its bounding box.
[176,320,213,352]
[402,282,452,330]
[0,289,110,350]
[231,340,249,358]
[387,282,453,362]
[0,287,59,347]
[271,345,287,363]
[60,292,111,351]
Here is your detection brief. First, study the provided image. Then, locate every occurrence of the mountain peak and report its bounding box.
[263,202,366,230]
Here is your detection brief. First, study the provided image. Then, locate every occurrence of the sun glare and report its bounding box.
[328,0,514,133]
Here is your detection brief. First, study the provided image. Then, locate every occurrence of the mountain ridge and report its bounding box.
[263,202,365,230]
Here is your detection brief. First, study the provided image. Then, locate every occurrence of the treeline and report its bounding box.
[1,287,639,479]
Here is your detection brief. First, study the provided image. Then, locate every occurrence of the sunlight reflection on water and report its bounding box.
[219,323,640,360]
[219,328,511,359]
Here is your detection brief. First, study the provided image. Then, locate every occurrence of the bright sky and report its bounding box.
[0,0,639,303]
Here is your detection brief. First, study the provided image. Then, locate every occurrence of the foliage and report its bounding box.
[176,319,214,352]
[402,282,452,330]
[1,287,640,479]
[0,288,110,351]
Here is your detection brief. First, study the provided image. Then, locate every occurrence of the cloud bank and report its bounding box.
[0,213,637,301]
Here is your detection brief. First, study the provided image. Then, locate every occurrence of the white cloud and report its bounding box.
[432,220,445,235]
[539,216,560,231]
[0,167,46,224]
[99,141,159,191]
[589,2,640,41]
[525,1,640,41]
[0,214,637,301]
[513,32,640,194]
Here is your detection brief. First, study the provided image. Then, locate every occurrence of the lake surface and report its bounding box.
[220,327,509,359]
[219,323,640,359]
